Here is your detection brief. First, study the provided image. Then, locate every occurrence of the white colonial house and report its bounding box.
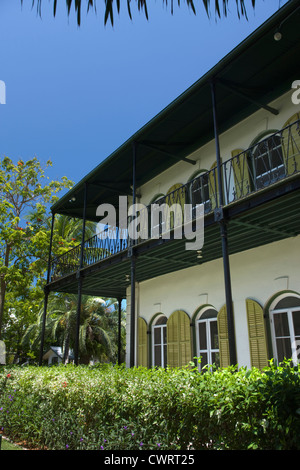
[40,0,300,371]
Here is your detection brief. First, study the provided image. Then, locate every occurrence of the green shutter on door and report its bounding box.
[231,149,250,199]
[217,305,230,368]
[167,310,191,367]
[246,299,268,370]
[166,183,185,230]
[138,318,148,367]
[282,113,300,176]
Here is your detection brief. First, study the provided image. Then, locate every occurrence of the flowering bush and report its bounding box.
[0,362,300,450]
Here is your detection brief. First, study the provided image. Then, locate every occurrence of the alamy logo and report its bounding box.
[95,196,204,251]
[291,80,300,105]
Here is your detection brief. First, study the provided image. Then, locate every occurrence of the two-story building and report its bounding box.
[39,0,300,371]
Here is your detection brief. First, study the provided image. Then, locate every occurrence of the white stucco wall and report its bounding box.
[126,235,300,368]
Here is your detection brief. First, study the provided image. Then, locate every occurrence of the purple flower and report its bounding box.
[140,442,143,446]
[66,444,69,449]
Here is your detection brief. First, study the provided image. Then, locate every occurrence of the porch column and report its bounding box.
[210,80,237,366]
[39,211,55,366]
[129,142,137,367]
[74,182,88,365]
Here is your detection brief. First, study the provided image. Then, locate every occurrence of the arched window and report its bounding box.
[152,314,167,367]
[148,193,165,239]
[189,171,210,215]
[251,131,285,190]
[269,294,300,365]
[195,307,219,371]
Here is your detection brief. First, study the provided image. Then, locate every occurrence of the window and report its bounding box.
[196,308,220,371]
[149,194,165,239]
[189,172,210,214]
[152,315,167,367]
[252,133,285,189]
[270,295,300,365]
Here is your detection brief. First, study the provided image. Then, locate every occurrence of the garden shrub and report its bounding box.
[0,361,300,450]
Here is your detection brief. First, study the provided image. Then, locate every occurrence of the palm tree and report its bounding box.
[24,1,256,26]
[22,293,126,364]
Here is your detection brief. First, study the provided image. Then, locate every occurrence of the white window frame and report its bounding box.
[196,309,219,371]
[252,133,285,189]
[152,317,167,367]
[270,306,300,366]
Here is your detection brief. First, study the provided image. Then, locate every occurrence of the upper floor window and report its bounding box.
[270,295,300,366]
[252,133,285,189]
[189,171,210,214]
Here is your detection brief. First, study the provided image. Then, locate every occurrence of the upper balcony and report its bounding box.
[49,119,300,288]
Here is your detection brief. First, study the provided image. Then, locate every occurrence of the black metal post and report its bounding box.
[210,80,237,366]
[39,212,55,366]
[117,297,123,364]
[74,183,88,365]
[130,142,137,368]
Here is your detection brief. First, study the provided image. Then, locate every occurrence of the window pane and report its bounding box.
[163,345,167,367]
[275,297,300,309]
[210,321,219,349]
[154,328,161,345]
[162,325,167,344]
[276,338,292,363]
[154,345,162,367]
[292,310,300,336]
[211,351,220,368]
[198,322,207,350]
[199,352,208,369]
[274,312,290,337]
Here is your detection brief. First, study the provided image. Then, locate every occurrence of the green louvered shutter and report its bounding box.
[282,113,300,176]
[208,161,222,210]
[138,318,148,367]
[167,310,191,367]
[217,305,230,368]
[246,299,268,369]
[231,149,250,199]
[166,183,185,231]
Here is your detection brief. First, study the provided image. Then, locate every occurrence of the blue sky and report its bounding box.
[0,0,288,191]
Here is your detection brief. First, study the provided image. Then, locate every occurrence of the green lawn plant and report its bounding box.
[0,360,300,450]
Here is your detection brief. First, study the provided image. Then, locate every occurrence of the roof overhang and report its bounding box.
[51,0,300,222]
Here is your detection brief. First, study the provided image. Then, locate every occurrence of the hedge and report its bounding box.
[0,361,300,450]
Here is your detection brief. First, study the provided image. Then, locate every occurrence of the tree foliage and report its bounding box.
[22,294,126,364]
[23,0,256,26]
[0,156,73,347]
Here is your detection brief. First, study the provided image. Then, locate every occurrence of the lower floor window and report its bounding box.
[152,316,167,367]
[270,296,300,365]
[196,309,220,371]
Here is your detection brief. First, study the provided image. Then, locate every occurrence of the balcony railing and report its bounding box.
[50,119,300,282]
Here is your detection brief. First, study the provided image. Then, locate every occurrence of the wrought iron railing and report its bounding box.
[50,119,300,281]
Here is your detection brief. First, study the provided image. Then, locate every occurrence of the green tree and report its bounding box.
[0,156,73,342]
[24,0,256,26]
[22,294,126,364]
